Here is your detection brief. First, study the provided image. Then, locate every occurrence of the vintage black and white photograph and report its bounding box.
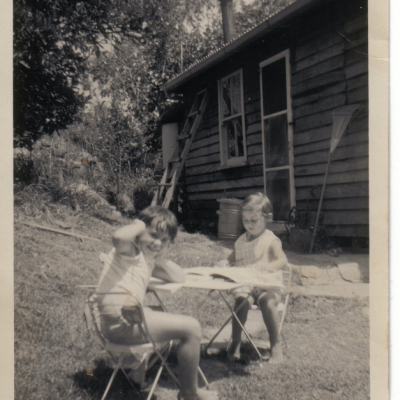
[9,0,389,399]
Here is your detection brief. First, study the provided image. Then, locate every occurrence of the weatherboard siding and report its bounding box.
[177,2,368,237]
[290,9,368,237]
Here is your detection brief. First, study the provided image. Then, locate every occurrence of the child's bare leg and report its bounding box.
[128,358,147,387]
[143,310,218,399]
[258,293,283,364]
[228,295,253,361]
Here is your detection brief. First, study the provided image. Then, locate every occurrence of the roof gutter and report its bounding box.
[162,0,323,94]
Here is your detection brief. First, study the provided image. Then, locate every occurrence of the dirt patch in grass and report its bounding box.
[14,199,369,400]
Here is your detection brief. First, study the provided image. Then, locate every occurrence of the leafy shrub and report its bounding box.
[63,105,163,213]
[15,121,161,217]
[14,149,34,184]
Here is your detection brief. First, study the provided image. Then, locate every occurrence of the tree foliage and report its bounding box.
[159,0,295,81]
[14,0,294,149]
[58,0,222,208]
[14,0,297,214]
[13,0,162,148]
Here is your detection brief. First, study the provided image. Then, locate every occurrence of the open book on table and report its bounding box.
[185,266,284,293]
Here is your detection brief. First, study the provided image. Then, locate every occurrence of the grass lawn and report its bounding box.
[14,200,369,400]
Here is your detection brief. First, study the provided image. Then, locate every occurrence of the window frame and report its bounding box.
[218,68,247,168]
[260,49,296,222]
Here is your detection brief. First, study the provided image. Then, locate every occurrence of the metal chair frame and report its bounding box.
[84,292,180,400]
[277,263,293,347]
[203,264,292,360]
[250,263,293,350]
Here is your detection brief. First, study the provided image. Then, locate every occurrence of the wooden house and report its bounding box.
[159,0,368,248]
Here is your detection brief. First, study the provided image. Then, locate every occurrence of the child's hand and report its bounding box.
[253,260,270,272]
[215,259,230,268]
[133,219,147,239]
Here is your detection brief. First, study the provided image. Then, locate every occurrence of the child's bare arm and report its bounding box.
[266,239,288,271]
[253,239,287,272]
[112,219,146,256]
[215,249,236,267]
[215,259,229,267]
[227,250,236,266]
[153,258,186,283]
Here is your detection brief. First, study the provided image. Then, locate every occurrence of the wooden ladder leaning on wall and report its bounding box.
[151,88,209,209]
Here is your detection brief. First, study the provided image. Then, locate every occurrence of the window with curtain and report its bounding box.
[218,69,247,167]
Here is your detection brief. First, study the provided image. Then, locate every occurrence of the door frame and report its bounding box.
[259,49,296,221]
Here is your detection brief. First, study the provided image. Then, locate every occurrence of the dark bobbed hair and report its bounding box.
[138,206,178,241]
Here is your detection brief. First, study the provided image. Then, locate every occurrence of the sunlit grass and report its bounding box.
[14,200,369,400]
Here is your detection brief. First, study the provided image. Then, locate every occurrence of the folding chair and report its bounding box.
[210,263,292,361]
[277,263,292,344]
[249,263,293,351]
[84,292,180,400]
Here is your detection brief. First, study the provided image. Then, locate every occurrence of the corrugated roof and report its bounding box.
[162,0,323,93]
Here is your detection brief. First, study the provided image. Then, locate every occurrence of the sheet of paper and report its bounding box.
[183,277,244,291]
[186,266,284,291]
[147,277,184,293]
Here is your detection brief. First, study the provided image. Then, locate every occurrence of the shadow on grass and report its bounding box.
[169,345,253,381]
[205,341,270,364]
[73,346,259,399]
[73,358,166,400]
[199,343,263,380]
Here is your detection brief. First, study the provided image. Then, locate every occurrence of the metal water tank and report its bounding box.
[162,123,179,168]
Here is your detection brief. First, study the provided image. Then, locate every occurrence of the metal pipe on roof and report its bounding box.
[220,0,236,44]
[162,0,322,94]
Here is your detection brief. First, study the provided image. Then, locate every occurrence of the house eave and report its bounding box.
[161,0,324,94]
